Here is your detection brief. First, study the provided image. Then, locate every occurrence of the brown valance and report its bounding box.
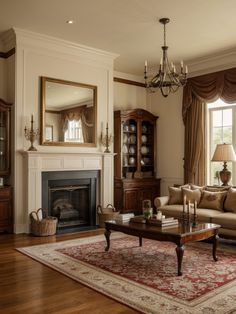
[182,67,236,185]
[183,67,236,124]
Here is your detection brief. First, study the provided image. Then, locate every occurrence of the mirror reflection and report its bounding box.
[41,77,97,146]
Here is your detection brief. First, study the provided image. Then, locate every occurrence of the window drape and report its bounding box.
[81,107,94,143]
[61,106,86,133]
[182,67,236,185]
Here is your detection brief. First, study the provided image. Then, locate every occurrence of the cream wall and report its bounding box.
[147,89,185,195]
[113,71,146,111]
[13,28,117,233]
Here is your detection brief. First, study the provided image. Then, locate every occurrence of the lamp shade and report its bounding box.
[211,143,236,162]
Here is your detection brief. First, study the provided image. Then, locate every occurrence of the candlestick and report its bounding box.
[24,115,40,151]
[100,122,113,153]
[183,195,186,213]
[193,201,198,227]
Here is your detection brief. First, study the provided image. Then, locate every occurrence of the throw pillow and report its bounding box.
[190,184,205,191]
[224,188,236,213]
[204,186,230,192]
[168,185,190,205]
[182,188,201,205]
[198,190,227,211]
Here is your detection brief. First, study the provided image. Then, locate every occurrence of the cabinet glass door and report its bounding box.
[140,121,154,176]
[122,119,137,178]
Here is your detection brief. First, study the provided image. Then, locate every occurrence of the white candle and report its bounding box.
[145,60,147,67]
[185,65,188,74]
[183,195,186,213]
[180,60,183,68]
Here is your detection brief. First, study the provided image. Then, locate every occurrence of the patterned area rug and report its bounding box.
[18,233,236,314]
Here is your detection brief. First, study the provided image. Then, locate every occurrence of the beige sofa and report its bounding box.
[154,186,236,239]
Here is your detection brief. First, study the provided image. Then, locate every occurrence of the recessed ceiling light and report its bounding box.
[66,20,74,24]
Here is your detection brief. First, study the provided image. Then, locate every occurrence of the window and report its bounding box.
[208,99,236,185]
[64,119,84,142]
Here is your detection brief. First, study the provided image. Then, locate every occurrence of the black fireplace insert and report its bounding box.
[42,170,99,233]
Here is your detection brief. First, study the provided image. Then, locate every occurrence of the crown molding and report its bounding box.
[187,48,236,77]
[13,27,119,67]
[0,28,16,52]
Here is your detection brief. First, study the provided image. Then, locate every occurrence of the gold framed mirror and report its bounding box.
[40,77,97,146]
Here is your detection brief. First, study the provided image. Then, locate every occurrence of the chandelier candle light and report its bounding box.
[144,18,188,97]
[24,114,40,151]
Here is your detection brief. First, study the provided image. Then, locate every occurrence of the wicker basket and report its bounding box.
[30,208,58,236]
[97,204,119,227]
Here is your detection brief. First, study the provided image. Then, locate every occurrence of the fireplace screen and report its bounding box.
[49,185,89,228]
[42,170,98,233]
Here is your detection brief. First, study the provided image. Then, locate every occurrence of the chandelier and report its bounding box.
[144,18,188,97]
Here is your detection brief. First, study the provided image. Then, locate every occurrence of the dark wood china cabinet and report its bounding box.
[0,99,13,233]
[114,109,160,215]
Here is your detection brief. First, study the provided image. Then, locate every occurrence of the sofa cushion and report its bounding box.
[198,190,227,211]
[158,205,223,223]
[190,184,205,191]
[158,205,184,218]
[195,208,223,222]
[224,188,236,213]
[211,212,236,230]
[168,185,190,205]
[182,188,201,205]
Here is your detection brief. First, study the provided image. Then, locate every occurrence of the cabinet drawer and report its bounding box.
[0,200,10,220]
[0,187,11,199]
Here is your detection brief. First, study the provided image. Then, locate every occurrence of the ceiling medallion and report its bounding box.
[144,18,188,97]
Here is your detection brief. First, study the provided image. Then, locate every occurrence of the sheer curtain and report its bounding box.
[182,67,236,185]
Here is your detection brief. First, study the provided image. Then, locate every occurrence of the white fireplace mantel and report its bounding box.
[22,150,115,232]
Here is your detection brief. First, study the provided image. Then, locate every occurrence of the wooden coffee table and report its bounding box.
[104,220,221,276]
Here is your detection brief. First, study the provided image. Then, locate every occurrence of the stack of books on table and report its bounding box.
[147,217,179,228]
[130,215,146,223]
[115,213,135,223]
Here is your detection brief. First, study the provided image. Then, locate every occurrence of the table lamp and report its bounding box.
[211,143,236,186]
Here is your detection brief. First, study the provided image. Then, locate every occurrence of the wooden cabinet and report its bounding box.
[0,99,13,233]
[114,109,160,214]
[0,186,13,232]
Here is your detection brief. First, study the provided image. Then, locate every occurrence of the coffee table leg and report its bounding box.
[139,236,142,247]
[212,234,219,261]
[176,244,185,276]
[104,229,111,252]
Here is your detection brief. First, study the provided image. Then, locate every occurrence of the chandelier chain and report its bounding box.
[163,23,166,47]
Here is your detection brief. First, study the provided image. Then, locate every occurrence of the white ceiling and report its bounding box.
[0,0,236,75]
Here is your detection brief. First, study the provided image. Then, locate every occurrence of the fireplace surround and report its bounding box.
[22,151,114,233]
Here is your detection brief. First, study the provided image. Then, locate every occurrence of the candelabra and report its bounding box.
[24,114,40,151]
[100,123,113,153]
[182,198,198,227]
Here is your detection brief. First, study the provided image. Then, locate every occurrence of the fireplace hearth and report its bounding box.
[42,170,99,233]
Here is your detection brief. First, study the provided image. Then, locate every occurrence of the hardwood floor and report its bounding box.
[0,230,138,314]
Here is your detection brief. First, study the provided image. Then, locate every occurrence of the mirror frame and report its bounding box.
[40,76,97,147]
